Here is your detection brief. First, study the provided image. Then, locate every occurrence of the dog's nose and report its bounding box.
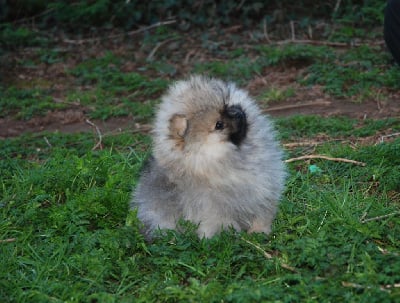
[224,105,247,146]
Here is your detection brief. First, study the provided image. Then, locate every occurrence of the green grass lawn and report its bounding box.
[1,6,400,300]
[1,116,399,302]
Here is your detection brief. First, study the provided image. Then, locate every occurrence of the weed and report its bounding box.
[0,24,43,49]
[0,87,66,120]
[307,45,399,96]
[276,115,357,140]
[66,53,169,120]
[256,44,399,98]
[258,44,334,67]
[258,86,296,104]
[193,57,263,84]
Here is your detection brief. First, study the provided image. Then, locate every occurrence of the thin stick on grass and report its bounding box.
[241,237,297,273]
[342,281,399,292]
[263,101,331,112]
[43,136,52,148]
[147,37,179,61]
[317,211,328,232]
[290,20,296,41]
[263,18,271,43]
[85,119,103,150]
[333,0,342,14]
[283,141,323,148]
[341,281,382,291]
[360,211,400,223]
[380,132,400,143]
[0,238,16,243]
[275,39,385,47]
[342,281,368,289]
[383,283,400,289]
[376,245,399,256]
[63,20,176,45]
[133,123,152,134]
[285,155,366,166]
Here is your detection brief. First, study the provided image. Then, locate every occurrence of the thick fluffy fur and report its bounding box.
[131,76,286,238]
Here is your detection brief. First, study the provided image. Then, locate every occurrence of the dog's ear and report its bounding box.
[169,114,188,138]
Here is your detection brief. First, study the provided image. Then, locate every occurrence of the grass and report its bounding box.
[1,5,400,301]
[257,86,296,105]
[67,52,169,120]
[0,87,67,120]
[1,117,399,302]
[258,44,400,97]
[1,51,168,120]
[193,57,263,85]
[189,43,400,98]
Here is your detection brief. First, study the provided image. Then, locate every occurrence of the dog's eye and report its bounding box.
[215,121,224,130]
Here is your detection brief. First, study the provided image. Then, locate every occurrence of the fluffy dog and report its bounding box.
[131,75,286,238]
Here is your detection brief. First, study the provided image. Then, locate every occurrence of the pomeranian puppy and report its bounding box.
[131,75,286,238]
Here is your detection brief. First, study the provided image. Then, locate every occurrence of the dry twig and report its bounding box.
[184,49,198,65]
[342,281,368,289]
[360,211,400,223]
[241,237,297,273]
[376,245,399,256]
[85,119,103,150]
[290,20,296,41]
[380,132,400,143]
[43,136,52,148]
[147,37,179,61]
[63,20,176,45]
[333,0,342,14]
[342,281,399,292]
[263,19,271,43]
[383,283,400,289]
[0,238,16,243]
[285,155,366,166]
[275,39,385,47]
[134,123,152,134]
[283,141,323,148]
[264,101,331,112]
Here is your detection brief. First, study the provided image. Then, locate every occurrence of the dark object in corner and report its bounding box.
[384,0,400,65]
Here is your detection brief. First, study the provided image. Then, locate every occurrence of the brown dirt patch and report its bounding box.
[246,70,400,119]
[0,110,138,138]
[2,90,398,139]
